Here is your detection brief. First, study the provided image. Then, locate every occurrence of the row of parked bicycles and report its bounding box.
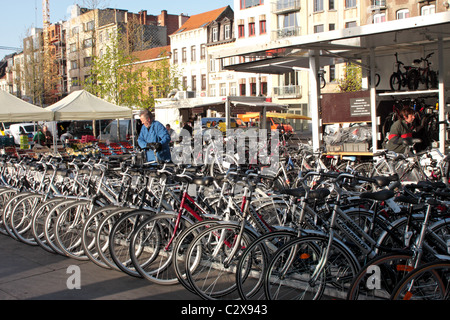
[1,137,450,300]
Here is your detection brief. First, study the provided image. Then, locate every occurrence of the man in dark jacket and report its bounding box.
[138,109,171,163]
[386,107,416,154]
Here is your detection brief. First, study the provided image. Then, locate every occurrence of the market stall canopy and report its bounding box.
[0,90,53,122]
[46,90,132,121]
[239,112,311,122]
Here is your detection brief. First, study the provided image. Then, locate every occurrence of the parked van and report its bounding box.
[99,120,139,142]
[6,123,39,146]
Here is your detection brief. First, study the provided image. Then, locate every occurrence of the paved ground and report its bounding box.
[0,233,199,300]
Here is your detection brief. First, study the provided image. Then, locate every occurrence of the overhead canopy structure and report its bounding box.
[46,90,132,121]
[0,90,53,122]
[239,112,312,121]
[219,12,450,153]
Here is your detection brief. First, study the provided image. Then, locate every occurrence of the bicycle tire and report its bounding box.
[264,234,360,300]
[390,73,401,91]
[94,207,135,271]
[346,253,416,300]
[2,192,33,240]
[407,69,419,90]
[54,200,92,260]
[31,197,66,253]
[390,260,450,300]
[185,222,258,300]
[130,213,194,285]
[10,193,44,245]
[81,205,123,269]
[236,230,298,300]
[173,220,221,293]
[108,209,156,277]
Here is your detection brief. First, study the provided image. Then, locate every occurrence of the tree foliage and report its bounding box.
[338,63,362,92]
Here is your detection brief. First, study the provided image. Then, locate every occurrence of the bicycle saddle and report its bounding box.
[359,189,395,201]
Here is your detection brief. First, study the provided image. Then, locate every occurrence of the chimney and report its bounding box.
[160,10,167,26]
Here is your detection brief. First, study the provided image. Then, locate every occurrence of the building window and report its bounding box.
[71,27,79,36]
[249,22,256,36]
[173,49,178,64]
[191,46,196,62]
[314,0,324,12]
[224,24,231,39]
[329,23,335,31]
[421,5,435,15]
[345,0,356,8]
[72,77,79,86]
[260,20,266,34]
[209,56,216,72]
[345,21,357,28]
[220,83,227,96]
[238,24,245,38]
[213,27,219,42]
[182,77,187,90]
[83,38,93,48]
[85,20,95,32]
[209,84,216,97]
[200,44,206,60]
[329,0,335,10]
[70,43,77,53]
[84,56,92,67]
[201,74,206,91]
[71,60,78,69]
[314,24,324,33]
[260,81,267,96]
[182,47,187,63]
[240,0,264,10]
[191,75,197,91]
[373,13,386,23]
[397,9,410,20]
[230,83,237,96]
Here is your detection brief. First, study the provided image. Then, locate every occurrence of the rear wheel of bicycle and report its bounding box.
[390,261,450,300]
[346,253,416,300]
[108,209,155,277]
[81,205,120,268]
[130,213,193,285]
[264,235,360,300]
[236,230,298,300]
[31,198,66,253]
[10,193,44,245]
[426,70,438,89]
[94,207,134,271]
[185,223,258,300]
[407,69,419,90]
[390,73,401,91]
[54,201,92,260]
[0,189,18,236]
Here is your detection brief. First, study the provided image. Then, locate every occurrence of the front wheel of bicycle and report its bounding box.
[390,260,450,300]
[390,73,402,91]
[185,222,258,300]
[346,253,416,300]
[264,235,360,300]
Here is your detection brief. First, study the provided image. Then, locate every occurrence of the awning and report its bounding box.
[239,112,311,121]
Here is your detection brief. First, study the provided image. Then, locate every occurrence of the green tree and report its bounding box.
[338,63,362,92]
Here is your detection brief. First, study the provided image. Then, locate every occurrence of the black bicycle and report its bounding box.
[390,53,419,91]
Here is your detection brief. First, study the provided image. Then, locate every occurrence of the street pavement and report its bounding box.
[0,233,199,300]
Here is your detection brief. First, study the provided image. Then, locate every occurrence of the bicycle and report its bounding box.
[412,52,438,90]
[390,52,419,91]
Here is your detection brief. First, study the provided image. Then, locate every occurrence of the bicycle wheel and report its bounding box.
[264,235,360,300]
[390,260,450,300]
[173,220,220,293]
[31,197,66,253]
[54,200,93,260]
[407,69,419,90]
[185,222,258,300]
[108,209,155,277]
[81,205,121,269]
[426,70,438,89]
[10,193,44,245]
[94,207,135,271]
[236,230,298,300]
[0,189,18,236]
[390,73,401,91]
[2,192,32,240]
[43,199,77,256]
[130,213,193,285]
[347,253,416,300]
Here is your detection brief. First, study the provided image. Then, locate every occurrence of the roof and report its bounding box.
[132,46,171,62]
[172,7,229,34]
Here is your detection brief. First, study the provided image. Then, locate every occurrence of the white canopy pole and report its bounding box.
[309,50,321,151]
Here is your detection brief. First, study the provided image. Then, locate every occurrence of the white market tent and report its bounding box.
[45,90,132,121]
[0,90,53,122]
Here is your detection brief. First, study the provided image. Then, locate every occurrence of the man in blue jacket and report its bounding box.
[138,109,171,163]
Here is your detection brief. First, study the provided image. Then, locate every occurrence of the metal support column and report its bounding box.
[370,48,378,153]
[309,50,321,151]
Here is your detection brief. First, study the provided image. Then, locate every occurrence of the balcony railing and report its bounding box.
[273,26,301,39]
[273,85,301,99]
[272,0,301,14]
[370,0,386,10]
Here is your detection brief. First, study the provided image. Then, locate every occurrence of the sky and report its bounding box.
[0,0,233,59]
